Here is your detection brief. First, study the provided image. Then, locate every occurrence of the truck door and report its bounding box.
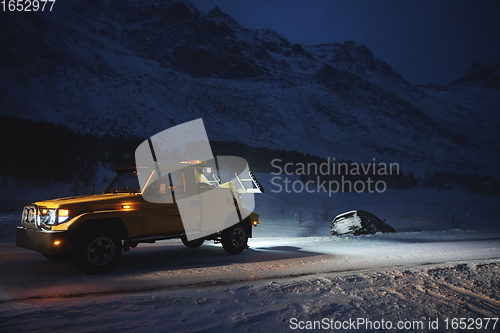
[142,174,184,236]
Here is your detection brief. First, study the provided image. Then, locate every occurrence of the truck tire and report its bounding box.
[75,233,122,274]
[221,224,248,254]
[181,236,205,248]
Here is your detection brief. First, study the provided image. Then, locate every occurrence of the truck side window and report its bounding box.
[159,182,168,194]
[144,176,170,196]
[169,171,186,194]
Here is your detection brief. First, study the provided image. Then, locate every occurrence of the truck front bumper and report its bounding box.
[16,227,73,256]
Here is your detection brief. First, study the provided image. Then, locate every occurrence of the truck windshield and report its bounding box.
[104,170,141,193]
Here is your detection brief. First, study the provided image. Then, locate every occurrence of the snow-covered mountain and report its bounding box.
[1,0,499,175]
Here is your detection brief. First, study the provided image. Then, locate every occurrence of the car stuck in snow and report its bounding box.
[331,210,396,235]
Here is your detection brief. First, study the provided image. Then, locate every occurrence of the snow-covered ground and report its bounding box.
[1,174,499,332]
[252,173,500,236]
[1,259,498,332]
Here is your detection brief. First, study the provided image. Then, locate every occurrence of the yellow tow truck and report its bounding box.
[16,162,262,273]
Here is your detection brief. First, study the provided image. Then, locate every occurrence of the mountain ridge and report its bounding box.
[1,0,498,176]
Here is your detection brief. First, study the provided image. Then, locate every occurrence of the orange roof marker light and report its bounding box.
[180,160,205,165]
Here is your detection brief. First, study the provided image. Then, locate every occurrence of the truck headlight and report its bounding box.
[38,207,56,226]
[36,207,70,227]
[21,205,37,224]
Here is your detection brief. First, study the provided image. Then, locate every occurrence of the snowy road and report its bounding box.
[1,174,499,332]
[1,229,499,303]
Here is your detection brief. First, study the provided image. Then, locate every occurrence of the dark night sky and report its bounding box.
[190,0,500,85]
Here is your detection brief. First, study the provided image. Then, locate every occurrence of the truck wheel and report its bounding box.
[75,234,121,274]
[42,253,71,261]
[221,224,248,254]
[181,236,205,248]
